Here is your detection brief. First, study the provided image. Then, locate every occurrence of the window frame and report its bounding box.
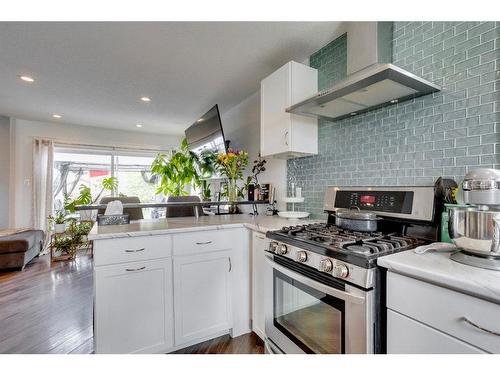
[53,143,171,197]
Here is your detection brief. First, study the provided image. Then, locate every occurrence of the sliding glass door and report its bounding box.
[53,146,166,219]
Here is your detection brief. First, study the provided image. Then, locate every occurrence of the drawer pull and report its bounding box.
[125,266,146,272]
[196,241,213,245]
[228,257,232,272]
[462,317,500,336]
[124,248,145,253]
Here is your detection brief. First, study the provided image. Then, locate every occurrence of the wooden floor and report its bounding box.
[0,253,263,354]
[173,333,264,354]
[0,253,94,354]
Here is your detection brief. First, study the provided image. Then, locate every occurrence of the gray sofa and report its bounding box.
[0,230,45,271]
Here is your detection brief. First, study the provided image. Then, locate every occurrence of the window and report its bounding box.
[53,146,168,219]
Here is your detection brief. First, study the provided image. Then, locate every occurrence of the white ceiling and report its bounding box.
[0,22,342,135]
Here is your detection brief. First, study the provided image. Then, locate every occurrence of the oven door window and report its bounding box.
[273,269,345,354]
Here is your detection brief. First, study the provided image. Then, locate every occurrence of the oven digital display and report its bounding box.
[334,190,414,214]
[359,195,376,204]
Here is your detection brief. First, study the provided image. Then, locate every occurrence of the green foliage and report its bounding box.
[54,221,92,257]
[101,176,118,192]
[73,221,92,237]
[53,236,74,254]
[151,139,217,197]
[64,177,118,213]
[201,180,212,200]
[50,209,66,224]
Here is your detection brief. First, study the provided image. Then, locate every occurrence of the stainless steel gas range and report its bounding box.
[264,185,439,354]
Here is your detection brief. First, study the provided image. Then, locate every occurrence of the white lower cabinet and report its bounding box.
[387,310,484,354]
[386,271,499,354]
[93,227,251,353]
[173,250,233,346]
[94,258,174,354]
[251,231,267,340]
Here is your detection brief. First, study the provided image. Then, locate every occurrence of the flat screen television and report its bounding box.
[185,104,226,155]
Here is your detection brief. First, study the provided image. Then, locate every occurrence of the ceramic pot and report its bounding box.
[54,223,66,234]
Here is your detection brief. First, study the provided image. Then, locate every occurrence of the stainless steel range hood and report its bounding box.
[287,22,441,121]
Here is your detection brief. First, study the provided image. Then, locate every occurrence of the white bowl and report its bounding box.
[281,197,305,203]
[278,211,310,219]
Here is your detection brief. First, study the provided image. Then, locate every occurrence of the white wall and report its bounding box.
[0,116,10,229]
[10,118,181,227]
[221,91,287,213]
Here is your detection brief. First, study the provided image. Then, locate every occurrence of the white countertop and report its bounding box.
[88,215,320,240]
[378,249,500,304]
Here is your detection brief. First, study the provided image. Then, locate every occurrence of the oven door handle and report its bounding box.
[265,255,365,305]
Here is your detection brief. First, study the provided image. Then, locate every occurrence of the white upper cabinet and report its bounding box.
[261,61,318,158]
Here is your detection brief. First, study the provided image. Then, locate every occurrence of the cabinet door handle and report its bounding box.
[125,266,146,272]
[462,317,500,336]
[255,234,266,240]
[228,257,232,272]
[196,241,212,245]
[124,248,145,253]
[284,131,289,146]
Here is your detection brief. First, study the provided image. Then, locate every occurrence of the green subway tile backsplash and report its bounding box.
[309,33,347,90]
[287,21,500,218]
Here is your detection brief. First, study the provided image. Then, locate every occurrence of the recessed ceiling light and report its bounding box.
[135,124,143,128]
[140,96,151,102]
[18,75,35,83]
[52,114,62,119]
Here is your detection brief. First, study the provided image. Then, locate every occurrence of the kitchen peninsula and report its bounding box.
[88,215,317,354]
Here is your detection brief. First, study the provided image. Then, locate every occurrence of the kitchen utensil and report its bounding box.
[335,206,379,232]
[449,208,500,255]
[413,242,457,255]
[441,203,470,243]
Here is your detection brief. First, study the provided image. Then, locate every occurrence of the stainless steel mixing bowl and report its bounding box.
[448,207,500,256]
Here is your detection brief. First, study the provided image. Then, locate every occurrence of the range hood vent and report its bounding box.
[287,23,440,121]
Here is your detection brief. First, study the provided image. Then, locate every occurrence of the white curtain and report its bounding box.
[32,138,54,236]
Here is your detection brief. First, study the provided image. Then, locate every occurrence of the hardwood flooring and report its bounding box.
[0,252,94,354]
[0,253,263,354]
[173,333,264,354]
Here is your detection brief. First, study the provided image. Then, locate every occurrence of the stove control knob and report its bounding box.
[333,263,349,279]
[296,251,308,263]
[319,259,333,273]
[278,244,288,255]
[269,241,278,253]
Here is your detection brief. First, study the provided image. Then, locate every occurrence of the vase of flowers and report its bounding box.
[216,149,248,210]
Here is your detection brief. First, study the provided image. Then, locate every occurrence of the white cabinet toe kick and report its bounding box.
[93,228,251,354]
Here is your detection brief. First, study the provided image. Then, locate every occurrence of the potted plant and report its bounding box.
[71,220,93,245]
[151,139,200,196]
[245,154,267,199]
[48,210,66,234]
[53,235,77,259]
[201,180,212,201]
[197,150,217,202]
[151,139,217,200]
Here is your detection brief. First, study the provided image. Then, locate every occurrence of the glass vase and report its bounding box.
[227,178,238,202]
